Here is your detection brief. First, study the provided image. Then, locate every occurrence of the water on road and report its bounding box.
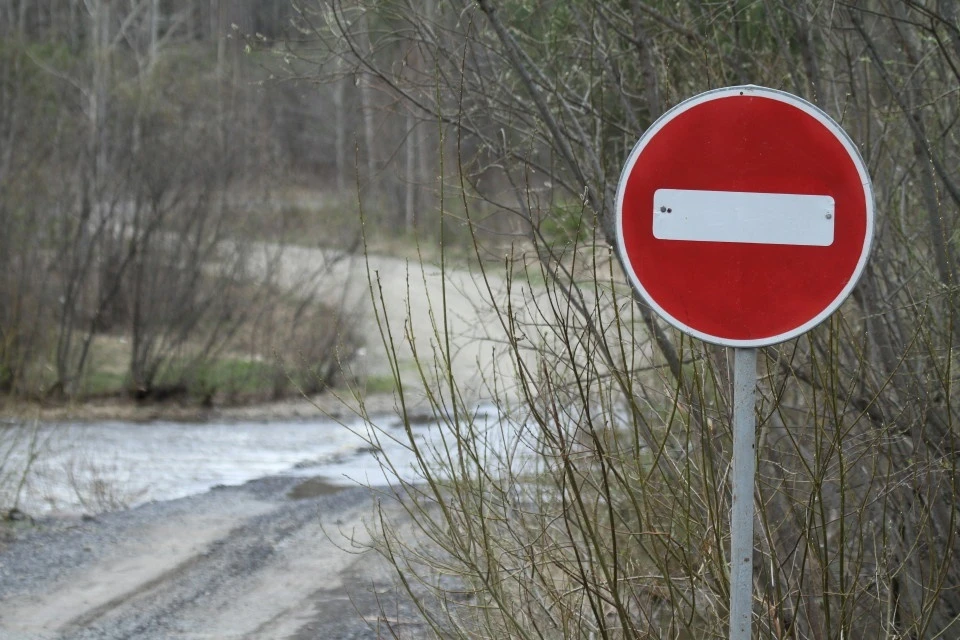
[1,403,528,516]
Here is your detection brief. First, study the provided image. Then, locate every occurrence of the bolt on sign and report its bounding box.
[616,85,874,347]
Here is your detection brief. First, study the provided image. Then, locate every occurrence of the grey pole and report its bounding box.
[730,347,758,640]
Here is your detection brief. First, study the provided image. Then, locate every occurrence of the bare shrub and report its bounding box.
[302,1,960,637]
[351,213,957,639]
[0,419,52,515]
[62,453,147,515]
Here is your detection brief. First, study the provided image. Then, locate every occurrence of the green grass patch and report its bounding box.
[361,374,398,395]
[158,357,278,400]
[81,370,128,397]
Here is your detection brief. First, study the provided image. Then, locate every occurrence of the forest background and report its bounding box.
[1,1,959,638]
[0,0,459,405]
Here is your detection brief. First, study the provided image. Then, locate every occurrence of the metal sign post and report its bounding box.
[729,348,758,640]
[614,85,875,640]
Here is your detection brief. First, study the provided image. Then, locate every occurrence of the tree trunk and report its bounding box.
[404,109,416,233]
[333,73,347,193]
[17,0,27,34]
[148,0,159,71]
[359,74,376,188]
[356,16,377,191]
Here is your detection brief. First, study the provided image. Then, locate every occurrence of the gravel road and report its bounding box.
[0,248,509,638]
[0,476,433,640]
[0,246,551,639]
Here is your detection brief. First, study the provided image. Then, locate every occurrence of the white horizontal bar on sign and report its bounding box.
[652,189,835,246]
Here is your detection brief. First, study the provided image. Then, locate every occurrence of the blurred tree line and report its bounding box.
[0,0,377,401]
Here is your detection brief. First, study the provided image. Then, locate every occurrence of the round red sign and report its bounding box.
[616,86,874,347]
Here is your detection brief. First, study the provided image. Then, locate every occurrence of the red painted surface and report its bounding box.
[617,88,872,346]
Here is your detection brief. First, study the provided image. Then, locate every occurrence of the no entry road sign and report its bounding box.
[616,85,874,347]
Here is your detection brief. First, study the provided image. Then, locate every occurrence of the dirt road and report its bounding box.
[264,244,527,405]
[0,476,430,640]
[0,248,542,639]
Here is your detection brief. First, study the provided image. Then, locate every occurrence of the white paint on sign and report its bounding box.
[652,189,835,246]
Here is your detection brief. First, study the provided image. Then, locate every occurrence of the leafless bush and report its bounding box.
[304,2,960,637]
[0,2,355,402]
[0,419,51,515]
[355,215,957,639]
[62,453,147,515]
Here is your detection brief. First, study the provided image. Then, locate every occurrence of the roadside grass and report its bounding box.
[73,333,390,406]
[78,341,281,401]
[80,370,127,398]
[225,186,363,250]
[76,342,330,404]
[157,358,277,401]
[227,183,516,268]
[360,374,398,395]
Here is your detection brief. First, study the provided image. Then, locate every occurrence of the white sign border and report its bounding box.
[615,85,875,347]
